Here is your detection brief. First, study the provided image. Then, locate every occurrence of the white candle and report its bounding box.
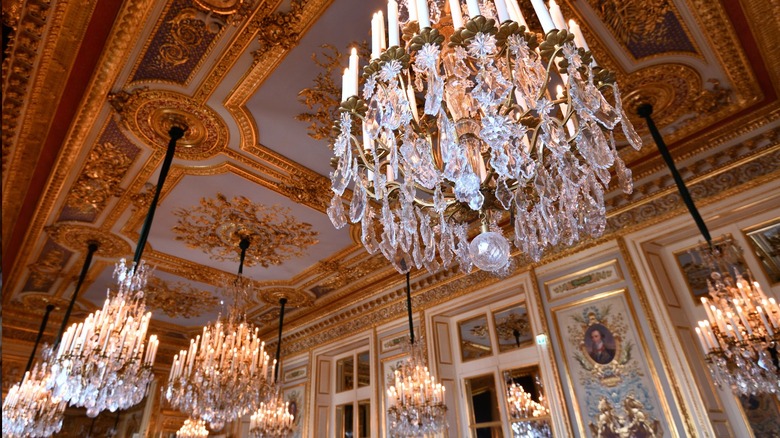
[416,0,430,28]
[349,47,359,96]
[757,307,775,337]
[388,0,400,46]
[371,13,380,60]
[530,0,555,33]
[701,297,714,322]
[466,0,480,18]
[548,0,567,30]
[494,0,510,22]
[508,0,527,28]
[735,305,753,335]
[378,11,386,50]
[341,68,350,101]
[695,327,709,352]
[408,0,418,22]
[449,0,464,29]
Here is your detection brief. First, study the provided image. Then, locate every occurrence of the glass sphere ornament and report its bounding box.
[470,230,510,271]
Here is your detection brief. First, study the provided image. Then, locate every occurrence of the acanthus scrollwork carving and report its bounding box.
[159,8,224,68]
[145,276,221,318]
[64,141,134,214]
[587,0,673,46]
[277,172,332,211]
[253,0,304,60]
[172,193,319,267]
[45,223,132,258]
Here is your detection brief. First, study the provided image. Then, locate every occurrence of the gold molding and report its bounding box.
[45,223,132,259]
[4,0,157,307]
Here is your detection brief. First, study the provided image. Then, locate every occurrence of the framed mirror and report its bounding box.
[503,366,551,438]
[458,314,493,362]
[492,302,533,353]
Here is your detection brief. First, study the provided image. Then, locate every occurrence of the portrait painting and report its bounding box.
[583,324,617,365]
[283,384,306,438]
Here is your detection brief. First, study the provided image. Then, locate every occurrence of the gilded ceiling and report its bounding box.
[2,0,779,388]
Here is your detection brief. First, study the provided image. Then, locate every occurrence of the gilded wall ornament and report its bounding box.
[145,276,221,318]
[296,44,347,142]
[45,223,132,258]
[159,8,224,67]
[108,88,228,160]
[192,0,257,23]
[253,0,304,59]
[172,193,318,267]
[277,172,332,211]
[63,141,134,214]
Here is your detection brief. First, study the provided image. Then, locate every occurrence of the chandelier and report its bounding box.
[176,418,209,438]
[48,259,159,417]
[386,271,447,436]
[166,238,274,430]
[249,298,295,438]
[327,0,640,273]
[3,244,98,438]
[636,105,780,397]
[2,357,68,438]
[691,237,780,396]
[506,380,551,437]
[3,304,64,438]
[44,126,184,417]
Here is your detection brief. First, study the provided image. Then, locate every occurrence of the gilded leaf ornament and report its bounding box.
[64,141,134,214]
[172,193,319,267]
[145,276,221,318]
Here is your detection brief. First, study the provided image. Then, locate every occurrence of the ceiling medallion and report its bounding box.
[108,89,228,160]
[173,193,319,267]
[144,277,221,318]
[45,223,132,259]
[13,293,71,316]
[257,287,315,307]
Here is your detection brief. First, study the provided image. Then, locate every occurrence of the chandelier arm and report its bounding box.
[637,104,713,247]
[24,304,56,375]
[133,126,186,265]
[54,242,98,348]
[405,271,415,345]
[274,297,287,382]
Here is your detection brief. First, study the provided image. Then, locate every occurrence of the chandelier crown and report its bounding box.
[327,0,640,274]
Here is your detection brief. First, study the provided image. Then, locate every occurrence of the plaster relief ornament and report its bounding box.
[173,193,318,267]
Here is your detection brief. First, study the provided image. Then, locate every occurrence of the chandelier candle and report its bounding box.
[328,0,641,274]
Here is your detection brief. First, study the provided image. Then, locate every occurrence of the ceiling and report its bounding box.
[2,0,779,375]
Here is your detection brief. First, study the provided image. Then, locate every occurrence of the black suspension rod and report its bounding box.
[238,238,250,275]
[274,297,287,382]
[25,304,56,374]
[133,126,185,265]
[637,104,713,247]
[55,242,98,347]
[406,271,415,345]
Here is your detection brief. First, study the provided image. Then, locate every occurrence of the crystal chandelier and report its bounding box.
[2,357,67,438]
[636,105,780,397]
[506,380,551,437]
[48,259,160,417]
[3,244,98,437]
[249,298,295,438]
[176,418,209,438]
[2,304,64,438]
[45,127,184,417]
[327,0,640,273]
[691,237,780,396]
[166,238,274,430]
[386,271,447,436]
